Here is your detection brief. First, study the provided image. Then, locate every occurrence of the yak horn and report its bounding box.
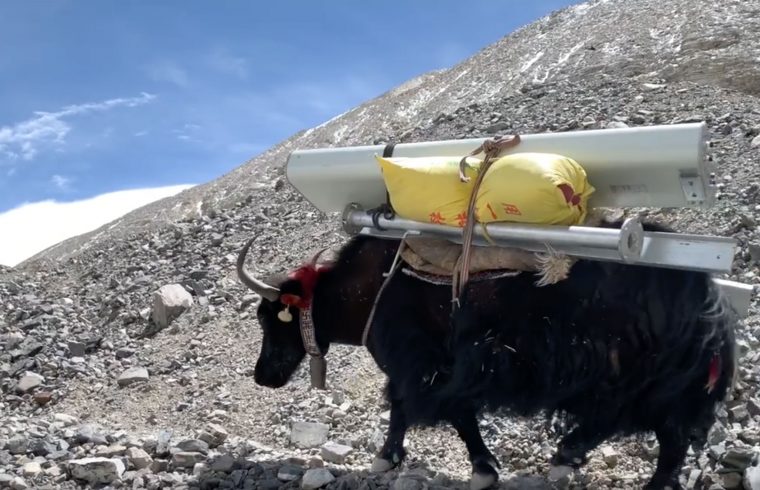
[236,236,281,302]
[309,247,331,267]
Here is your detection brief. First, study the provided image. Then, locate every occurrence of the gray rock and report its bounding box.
[68,457,126,484]
[685,468,701,489]
[721,471,743,489]
[74,424,108,445]
[95,444,127,458]
[709,424,729,445]
[10,477,29,490]
[156,430,172,456]
[197,423,228,447]
[600,446,619,468]
[172,451,206,468]
[117,367,149,387]
[125,447,153,470]
[115,347,136,359]
[731,404,750,422]
[152,284,193,328]
[302,468,336,489]
[16,372,44,393]
[259,478,284,489]
[68,341,86,357]
[502,476,552,489]
[486,121,510,133]
[392,476,423,490]
[752,134,760,149]
[7,435,28,454]
[748,244,760,264]
[22,462,42,477]
[745,465,760,490]
[748,398,760,417]
[291,422,330,448]
[54,413,78,426]
[722,447,757,470]
[176,439,209,454]
[320,441,353,464]
[29,438,56,456]
[711,443,727,460]
[277,464,304,482]
[210,454,235,472]
[548,465,574,489]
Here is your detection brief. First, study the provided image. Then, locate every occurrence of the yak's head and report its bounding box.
[236,237,330,388]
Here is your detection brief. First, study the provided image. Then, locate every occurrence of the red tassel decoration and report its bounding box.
[705,354,721,394]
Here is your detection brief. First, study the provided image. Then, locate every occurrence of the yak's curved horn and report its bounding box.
[309,247,331,267]
[236,236,281,302]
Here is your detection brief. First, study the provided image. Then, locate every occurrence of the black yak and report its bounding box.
[237,219,737,490]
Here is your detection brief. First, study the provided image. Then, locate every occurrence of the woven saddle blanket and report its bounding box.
[398,209,611,287]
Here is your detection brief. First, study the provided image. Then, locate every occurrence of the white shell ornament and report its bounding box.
[278,306,293,323]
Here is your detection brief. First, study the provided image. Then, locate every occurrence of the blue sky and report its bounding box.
[0,0,578,265]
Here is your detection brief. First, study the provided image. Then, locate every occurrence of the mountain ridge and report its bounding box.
[18,0,760,269]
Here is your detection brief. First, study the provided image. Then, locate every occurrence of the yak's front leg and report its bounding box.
[450,409,500,490]
[371,382,408,472]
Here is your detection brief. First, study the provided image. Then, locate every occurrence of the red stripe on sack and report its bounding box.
[557,184,581,206]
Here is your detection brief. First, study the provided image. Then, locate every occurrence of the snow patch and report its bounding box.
[333,125,349,142]
[520,51,545,73]
[557,42,584,66]
[533,68,551,84]
[569,3,592,17]
[304,108,353,137]
[649,26,682,54]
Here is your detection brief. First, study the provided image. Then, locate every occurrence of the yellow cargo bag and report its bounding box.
[375,152,595,227]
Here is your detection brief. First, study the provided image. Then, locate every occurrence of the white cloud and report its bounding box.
[205,49,249,79]
[146,60,190,87]
[173,122,202,142]
[0,184,195,267]
[0,93,156,163]
[51,174,72,191]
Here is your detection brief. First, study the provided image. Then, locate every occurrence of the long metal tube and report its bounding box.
[342,204,644,262]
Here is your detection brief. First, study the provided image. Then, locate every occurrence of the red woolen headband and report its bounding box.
[280,263,330,309]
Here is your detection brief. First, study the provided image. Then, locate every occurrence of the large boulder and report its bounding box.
[68,457,125,484]
[152,284,193,329]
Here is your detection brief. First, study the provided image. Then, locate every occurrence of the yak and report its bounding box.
[237,218,737,490]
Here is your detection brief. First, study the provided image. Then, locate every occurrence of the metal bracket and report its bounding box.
[619,217,644,263]
[343,203,737,274]
[681,174,707,204]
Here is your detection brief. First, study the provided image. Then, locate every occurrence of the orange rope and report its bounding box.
[452,134,521,307]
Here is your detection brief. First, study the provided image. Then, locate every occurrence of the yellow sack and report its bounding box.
[375,152,595,227]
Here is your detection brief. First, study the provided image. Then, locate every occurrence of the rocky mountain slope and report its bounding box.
[2,0,760,488]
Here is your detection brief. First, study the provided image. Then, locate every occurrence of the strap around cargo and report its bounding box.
[368,142,397,229]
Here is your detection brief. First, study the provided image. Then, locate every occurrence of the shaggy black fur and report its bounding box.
[246,219,738,490]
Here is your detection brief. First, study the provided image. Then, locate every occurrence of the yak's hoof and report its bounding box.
[470,456,498,490]
[470,471,497,490]
[550,449,587,469]
[370,457,394,473]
